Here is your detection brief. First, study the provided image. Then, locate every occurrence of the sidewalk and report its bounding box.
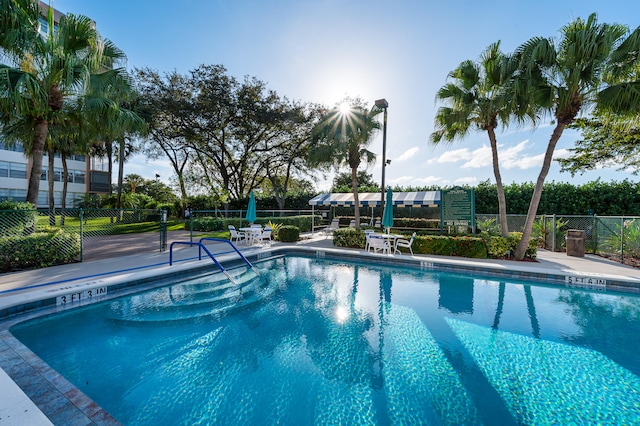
[1,233,639,297]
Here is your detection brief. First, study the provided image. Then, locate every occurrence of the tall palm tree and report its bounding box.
[309,99,382,229]
[0,2,125,205]
[431,42,516,237]
[511,13,628,260]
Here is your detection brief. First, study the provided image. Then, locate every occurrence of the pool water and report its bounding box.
[11,256,640,425]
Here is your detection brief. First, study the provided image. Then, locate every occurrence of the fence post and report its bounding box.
[552,214,557,252]
[621,216,625,263]
[159,209,168,252]
[79,208,83,262]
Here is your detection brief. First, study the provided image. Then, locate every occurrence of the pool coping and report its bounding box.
[1,244,640,424]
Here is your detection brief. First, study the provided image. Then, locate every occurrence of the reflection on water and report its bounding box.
[11,256,640,425]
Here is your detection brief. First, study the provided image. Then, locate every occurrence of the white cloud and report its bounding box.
[394,146,420,162]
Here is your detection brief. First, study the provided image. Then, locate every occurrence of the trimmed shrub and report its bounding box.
[0,201,37,237]
[485,232,537,259]
[190,217,224,232]
[412,235,487,258]
[0,228,80,272]
[333,228,366,248]
[278,225,300,242]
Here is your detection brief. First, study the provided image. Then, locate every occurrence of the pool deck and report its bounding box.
[1,232,640,425]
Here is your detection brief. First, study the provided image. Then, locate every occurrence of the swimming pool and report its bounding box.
[10,255,640,425]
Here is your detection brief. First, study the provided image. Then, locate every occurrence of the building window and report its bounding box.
[0,161,8,178]
[53,167,63,182]
[74,170,85,184]
[37,190,48,206]
[9,163,27,179]
[41,166,48,180]
[10,189,27,202]
[38,17,49,36]
[0,189,9,201]
[74,154,86,162]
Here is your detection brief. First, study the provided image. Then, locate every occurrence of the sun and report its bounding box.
[339,102,351,115]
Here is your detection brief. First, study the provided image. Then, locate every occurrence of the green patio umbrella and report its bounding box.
[382,188,394,233]
[246,191,257,224]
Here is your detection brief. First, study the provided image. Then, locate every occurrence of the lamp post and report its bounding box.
[375,98,389,215]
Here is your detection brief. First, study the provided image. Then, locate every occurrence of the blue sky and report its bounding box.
[54,0,640,191]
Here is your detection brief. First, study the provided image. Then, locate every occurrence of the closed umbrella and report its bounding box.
[382,188,394,234]
[246,191,257,224]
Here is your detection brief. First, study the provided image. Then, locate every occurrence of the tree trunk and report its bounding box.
[116,138,125,221]
[351,166,361,229]
[26,118,48,206]
[61,153,68,226]
[514,122,566,260]
[487,128,509,237]
[47,144,55,226]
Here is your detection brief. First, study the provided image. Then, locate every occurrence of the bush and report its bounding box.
[413,235,487,258]
[190,216,225,231]
[0,200,37,237]
[333,228,366,248]
[0,228,80,272]
[278,225,300,242]
[485,232,537,259]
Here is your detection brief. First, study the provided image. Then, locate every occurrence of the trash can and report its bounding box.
[566,229,585,257]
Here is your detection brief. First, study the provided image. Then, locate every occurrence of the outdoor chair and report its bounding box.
[259,227,272,245]
[349,219,356,227]
[364,230,374,251]
[394,232,416,255]
[323,219,340,235]
[228,225,245,244]
[374,219,381,228]
[368,235,391,254]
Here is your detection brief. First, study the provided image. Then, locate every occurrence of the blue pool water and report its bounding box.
[11,255,640,425]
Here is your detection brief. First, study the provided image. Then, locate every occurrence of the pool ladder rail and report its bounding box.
[169,238,257,286]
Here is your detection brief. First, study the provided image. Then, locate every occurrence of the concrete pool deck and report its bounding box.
[1,232,640,424]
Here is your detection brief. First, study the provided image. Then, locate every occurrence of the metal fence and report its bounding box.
[189,209,320,233]
[0,208,164,271]
[477,213,640,264]
[3,207,640,271]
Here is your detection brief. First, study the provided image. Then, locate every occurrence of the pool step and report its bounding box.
[107,269,285,325]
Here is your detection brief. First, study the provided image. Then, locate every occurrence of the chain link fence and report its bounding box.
[477,213,640,265]
[188,209,320,235]
[0,208,165,271]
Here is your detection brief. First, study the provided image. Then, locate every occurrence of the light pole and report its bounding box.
[375,98,389,216]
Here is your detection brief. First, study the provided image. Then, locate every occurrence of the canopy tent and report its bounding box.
[309,191,440,207]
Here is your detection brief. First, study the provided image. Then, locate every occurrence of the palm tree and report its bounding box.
[309,99,382,229]
[431,42,515,237]
[0,2,125,205]
[511,13,628,260]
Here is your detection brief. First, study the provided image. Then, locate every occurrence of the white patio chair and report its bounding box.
[323,218,340,235]
[349,219,356,227]
[374,219,381,228]
[394,232,416,255]
[228,225,245,245]
[364,230,374,251]
[259,227,272,245]
[368,235,390,254]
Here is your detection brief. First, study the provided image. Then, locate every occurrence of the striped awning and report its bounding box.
[308,191,440,207]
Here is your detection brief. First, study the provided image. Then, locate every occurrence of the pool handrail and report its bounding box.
[198,237,258,273]
[169,241,238,285]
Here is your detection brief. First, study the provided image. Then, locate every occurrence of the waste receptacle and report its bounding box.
[566,229,585,257]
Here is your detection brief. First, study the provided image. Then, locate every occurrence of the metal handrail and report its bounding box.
[169,241,237,285]
[198,238,257,273]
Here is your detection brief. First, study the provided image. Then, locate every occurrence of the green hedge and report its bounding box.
[333,228,537,259]
[0,228,81,272]
[189,215,320,233]
[333,228,367,248]
[278,225,300,242]
[0,201,37,237]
